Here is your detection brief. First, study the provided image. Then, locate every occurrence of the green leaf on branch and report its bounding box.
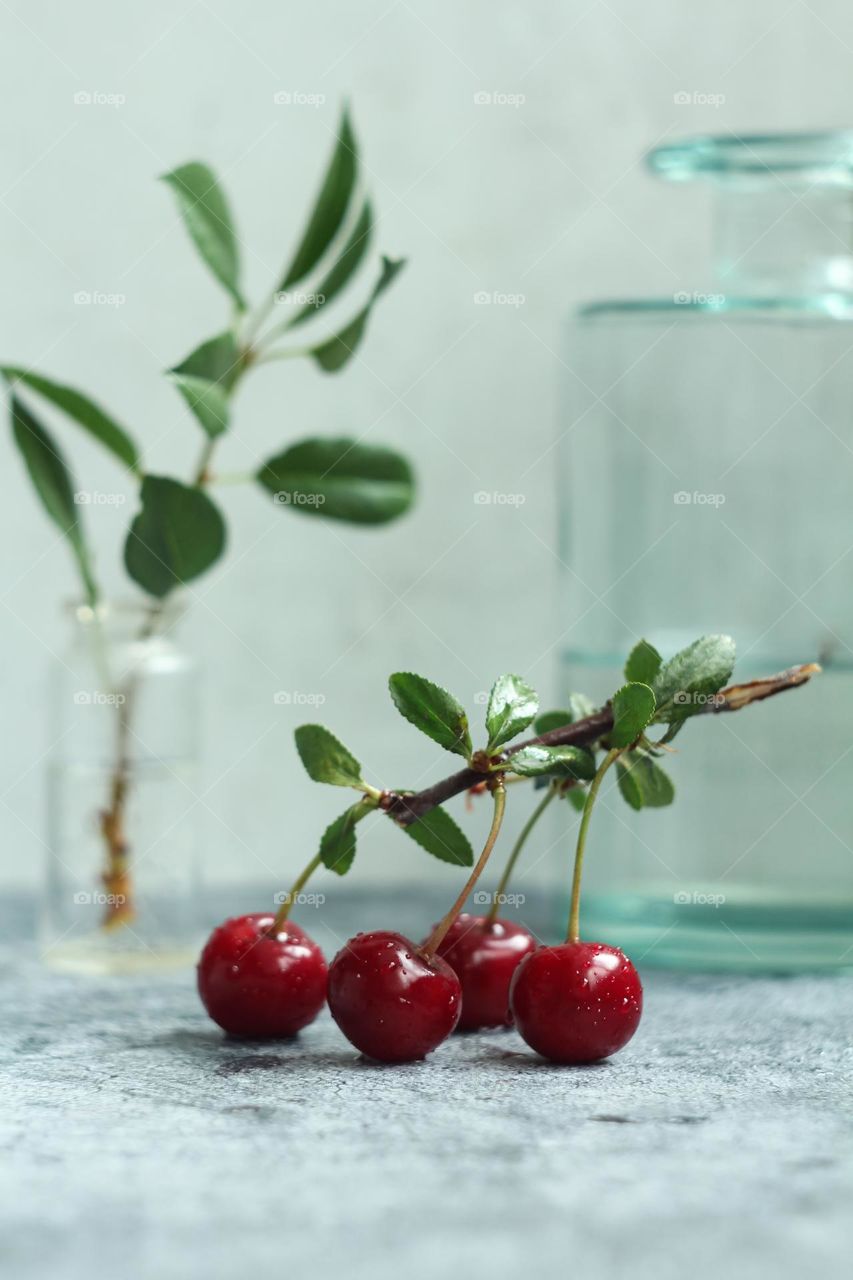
[10,395,98,604]
[319,805,360,874]
[294,724,363,788]
[565,787,588,812]
[617,751,675,810]
[508,744,596,780]
[624,638,662,686]
[401,805,474,867]
[168,374,229,439]
[610,682,656,748]
[486,674,539,751]
[533,709,573,735]
[256,437,414,524]
[172,331,243,391]
[388,673,471,758]
[310,256,406,373]
[2,367,140,474]
[124,475,226,598]
[161,162,244,307]
[652,635,736,723]
[287,199,373,329]
[280,106,358,289]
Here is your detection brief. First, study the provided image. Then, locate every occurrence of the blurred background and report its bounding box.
[2,0,852,902]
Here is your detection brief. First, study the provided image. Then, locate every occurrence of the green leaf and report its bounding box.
[168,374,229,439]
[486,674,539,751]
[310,256,406,373]
[388,673,471,759]
[2,367,140,474]
[617,751,675,810]
[319,806,360,875]
[172,331,243,391]
[533,709,572,735]
[610,682,656,748]
[287,199,373,328]
[624,638,662,686]
[616,761,643,810]
[401,806,474,867]
[161,162,244,307]
[256,437,414,525]
[565,787,588,812]
[124,475,226,599]
[281,106,358,289]
[294,724,362,788]
[508,744,597,780]
[10,395,98,604]
[653,635,736,722]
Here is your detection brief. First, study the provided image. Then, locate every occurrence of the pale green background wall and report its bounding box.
[1,0,851,889]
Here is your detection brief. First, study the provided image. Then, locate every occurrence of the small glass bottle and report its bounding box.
[42,600,202,973]
[559,131,853,972]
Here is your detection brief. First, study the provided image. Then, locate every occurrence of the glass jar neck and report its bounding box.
[711,175,853,296]
[66,599,184,644]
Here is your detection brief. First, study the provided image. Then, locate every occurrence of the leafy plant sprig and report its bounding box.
[274,635,820,932]
[5,105,413,927]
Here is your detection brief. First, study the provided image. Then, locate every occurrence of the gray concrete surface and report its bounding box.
[1,892,852,1280]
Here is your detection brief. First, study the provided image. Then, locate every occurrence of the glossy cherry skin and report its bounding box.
[428,914,538,1030]
[198,913,327,1039]
[510,941,642,1064]
[327,930,461,1063]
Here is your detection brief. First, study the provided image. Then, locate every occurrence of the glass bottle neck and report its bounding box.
[712,175,853,297]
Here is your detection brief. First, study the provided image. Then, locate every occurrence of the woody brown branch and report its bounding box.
[384,663,820,827]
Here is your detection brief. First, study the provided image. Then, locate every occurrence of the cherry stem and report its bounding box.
[272,853,323,931]
[421,783,507,959]
[567,749,621,944]
[485,783,557,925]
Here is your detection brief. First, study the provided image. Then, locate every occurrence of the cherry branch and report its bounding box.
[383,662,820,827]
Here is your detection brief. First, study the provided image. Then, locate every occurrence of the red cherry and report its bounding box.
[509,941,642,1064]
[429,913,537,1030]
[197,913,327,1039]
[327,930,461,1063]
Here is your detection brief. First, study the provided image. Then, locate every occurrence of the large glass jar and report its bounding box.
[560,131,853,972]
[42,601,201,973]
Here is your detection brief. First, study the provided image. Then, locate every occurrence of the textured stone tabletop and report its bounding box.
[1,894,851,1280]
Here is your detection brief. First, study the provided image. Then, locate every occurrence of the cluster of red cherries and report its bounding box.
[197,908,642,1064]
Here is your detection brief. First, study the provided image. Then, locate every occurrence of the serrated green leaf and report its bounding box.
[280,106,358,290]
[617,751,675,810]
[319,806,360,875]
[610,682,656,748]
[168,373,229,439]
[161,162,244,307]
[10,395,98,604]
[310,255,406,373]
[625,638,662,686]
[2,367,140,474]
[486,674,539,751]
[508,744,596,780]
[294,724,362,788]
[287,199,373,329]
[171,331,243,391]
[401,806,474,867]
[256,437,414,525]
[388,673,471,758]
[124,475,226,598]
[653,635,736,723]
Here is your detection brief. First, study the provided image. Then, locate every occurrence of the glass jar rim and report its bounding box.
[648,130,853,182]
